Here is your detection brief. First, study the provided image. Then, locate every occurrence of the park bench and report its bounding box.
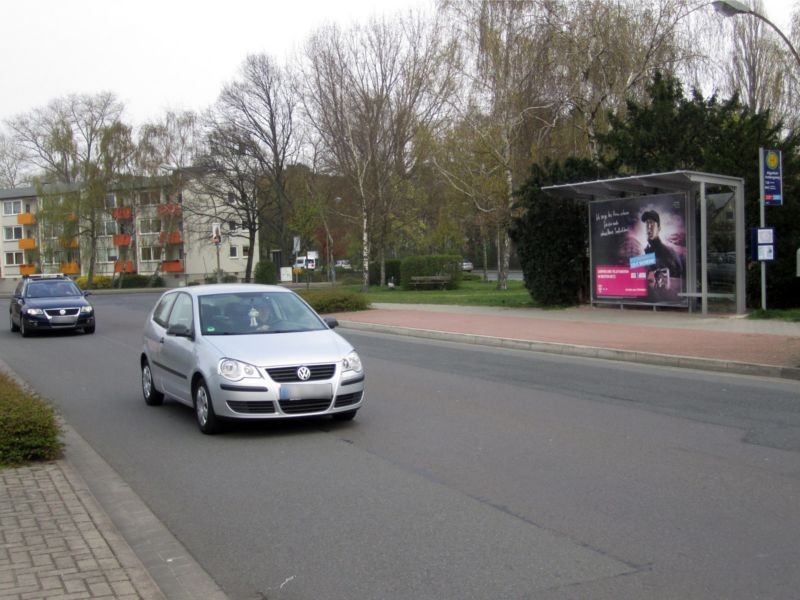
[408,275,451,290]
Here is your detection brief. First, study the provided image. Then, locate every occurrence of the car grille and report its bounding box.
[44,308,80,317]
[334,391,363,407]
[266,364,336,382]
[227,401,276,414]
[278,398,333,414]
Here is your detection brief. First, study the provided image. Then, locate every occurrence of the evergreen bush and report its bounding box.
[254,261,278,284]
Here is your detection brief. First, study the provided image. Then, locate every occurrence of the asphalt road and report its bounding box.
[2,292,800,600]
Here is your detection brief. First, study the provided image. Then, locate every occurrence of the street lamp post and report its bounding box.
[713,0,799,310]
[713,0,800,69]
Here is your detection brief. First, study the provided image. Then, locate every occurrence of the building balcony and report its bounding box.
[113,233,132,246]
[161,259,183,273]
[157,203,182,218]
[111,206,132,220]
[20,264,38,276]
[114,260,136,273]
[159,231,182,245]
[17,213,36,225]
[18,238,37,250]
[60,236,79,248]
[60,262,80,275]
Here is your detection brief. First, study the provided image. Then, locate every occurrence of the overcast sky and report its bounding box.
[0,0,795,128]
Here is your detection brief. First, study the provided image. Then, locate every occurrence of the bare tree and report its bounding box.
[217,54,300,265]
[720,0,798,128]
[137,110,201,174]
[0,131,29,187]
[7,93,128,285]
[299,12,457,290]
[187,113,268,282]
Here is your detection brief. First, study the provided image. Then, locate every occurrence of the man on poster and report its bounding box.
[640,209,683,298]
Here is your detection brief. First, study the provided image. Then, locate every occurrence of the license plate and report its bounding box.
[279,383,332,401]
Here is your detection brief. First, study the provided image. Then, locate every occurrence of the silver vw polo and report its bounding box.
[140,284,364,434]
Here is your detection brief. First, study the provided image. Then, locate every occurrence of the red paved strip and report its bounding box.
[335,309,800,369]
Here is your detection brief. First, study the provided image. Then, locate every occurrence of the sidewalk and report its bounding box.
[0,362,228,600]
[1,303,797,600]
[333,303,800,380]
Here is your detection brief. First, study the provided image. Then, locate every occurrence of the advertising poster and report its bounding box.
[590,193,687,307]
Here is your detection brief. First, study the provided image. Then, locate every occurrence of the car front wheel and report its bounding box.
[141,360,164,406]
[19,318,30,337]
[84,324,96,334]
[10,313,18,332]
[194,380,221,434]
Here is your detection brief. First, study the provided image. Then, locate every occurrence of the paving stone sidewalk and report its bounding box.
[0,460,165,600]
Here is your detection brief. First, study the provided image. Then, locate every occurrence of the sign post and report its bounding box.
[758,148,783,310]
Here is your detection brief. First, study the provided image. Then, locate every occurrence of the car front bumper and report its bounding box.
[210,372,364,420]
[22,313,95,331]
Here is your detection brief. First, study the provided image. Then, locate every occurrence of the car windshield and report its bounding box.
[27,281,81,298]
[198,291,327,336]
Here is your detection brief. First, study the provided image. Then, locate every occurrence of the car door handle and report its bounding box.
[159,337,165,344]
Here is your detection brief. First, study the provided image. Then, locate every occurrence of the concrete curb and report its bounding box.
[339,320,800,381]
[0,358,230,600]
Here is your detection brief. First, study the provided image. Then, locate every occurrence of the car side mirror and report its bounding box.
[323,317,339,329]
[167,323,194,339]
[83,291,92,297]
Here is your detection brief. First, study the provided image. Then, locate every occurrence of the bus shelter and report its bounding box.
[543,171,746,315]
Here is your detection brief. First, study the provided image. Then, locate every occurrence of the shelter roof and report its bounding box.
[542,171,744,201]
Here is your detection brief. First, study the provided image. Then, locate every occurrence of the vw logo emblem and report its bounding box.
[59,309,66,315]
[296,366,311,381]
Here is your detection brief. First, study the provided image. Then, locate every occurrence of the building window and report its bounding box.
[138,218,162,234]
[3,200,22,215]
[100,220,117,236]
[4,251,24,265]
[96,247,119,263]
[243,246,250,257]
[104,194,119,209]
[139,191,160,206]
[42,250,64,266]
[3,226,23,241]
[141,246,162,262]
[229,246,239,258]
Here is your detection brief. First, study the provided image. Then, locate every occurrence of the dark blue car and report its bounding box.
[9,274,95,337]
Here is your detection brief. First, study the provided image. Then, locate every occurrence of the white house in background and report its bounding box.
[1,180,260,292]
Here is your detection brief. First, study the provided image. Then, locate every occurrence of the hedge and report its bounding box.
[0,371,62,466]
[399,255,462,290]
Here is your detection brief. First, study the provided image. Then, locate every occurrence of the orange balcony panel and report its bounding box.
[17,213,36,225]
[60,262,80,274]
[157,203,182,217]
[161,260,183,273]
[20,264,38,276]
[113,233,132,246]
[112,206,132,220]
[18,238,37,250]
[66,212,78,221]
[60,236,79,248]
[114,260,136,273]
[159,231,182,245]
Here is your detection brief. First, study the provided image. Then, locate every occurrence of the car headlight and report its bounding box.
[218,358,263,382]
[26,308,44,316]
[80,306,93,314]
[342,350,363,374]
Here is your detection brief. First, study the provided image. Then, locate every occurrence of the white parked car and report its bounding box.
[335,259,353,270]
[140,284,364,434]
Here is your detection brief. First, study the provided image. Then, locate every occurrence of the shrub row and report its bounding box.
[399,255,462,290]
[296,289,370,314]
[0,372,62,467]
[75,274,164,289]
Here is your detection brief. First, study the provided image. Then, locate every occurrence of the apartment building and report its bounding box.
[1,182,259,292]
